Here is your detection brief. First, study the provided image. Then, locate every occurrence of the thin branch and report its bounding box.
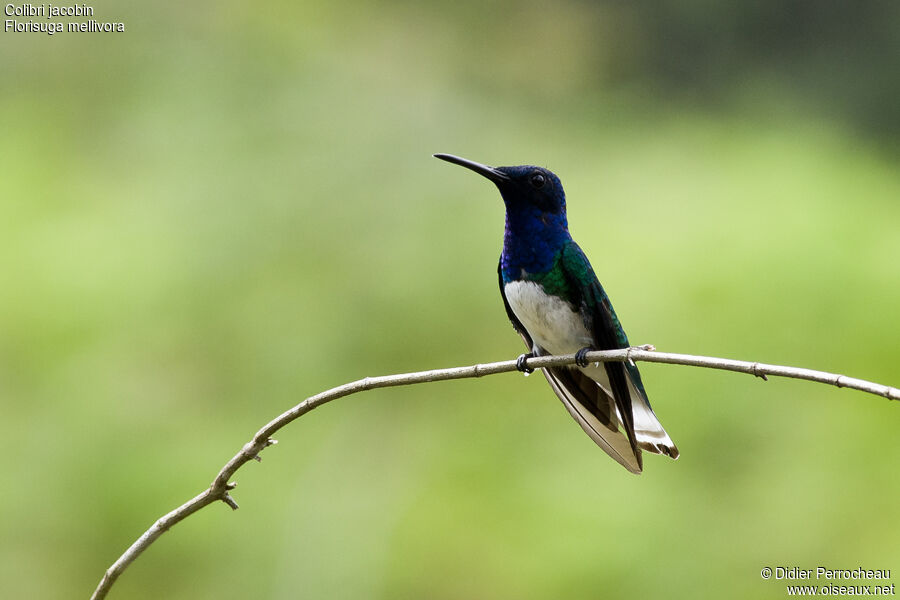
[89,346,898,599]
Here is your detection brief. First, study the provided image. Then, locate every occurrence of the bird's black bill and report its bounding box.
[433,153,509,183]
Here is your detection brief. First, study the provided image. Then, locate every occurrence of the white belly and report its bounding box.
[504,280,593,356]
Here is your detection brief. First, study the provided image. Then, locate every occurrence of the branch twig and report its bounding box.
[90,346,898,599]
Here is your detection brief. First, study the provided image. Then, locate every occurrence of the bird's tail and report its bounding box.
[540,358,678,473]
[623,362,679,459]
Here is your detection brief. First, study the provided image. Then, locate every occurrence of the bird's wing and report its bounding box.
[541,366,643,473]
[560,240,679,461]
[558,241,643,469]
[498,258,643,473]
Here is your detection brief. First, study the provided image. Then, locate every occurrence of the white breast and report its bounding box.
[504,280,593,356]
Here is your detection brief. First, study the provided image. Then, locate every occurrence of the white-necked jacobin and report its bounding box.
[435,153,678,473]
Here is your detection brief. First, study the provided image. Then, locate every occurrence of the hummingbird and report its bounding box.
[434,153,678,473]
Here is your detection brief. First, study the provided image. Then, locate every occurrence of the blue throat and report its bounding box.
[500,204,570,283]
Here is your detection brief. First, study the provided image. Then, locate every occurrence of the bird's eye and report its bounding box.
[530,173,546,189]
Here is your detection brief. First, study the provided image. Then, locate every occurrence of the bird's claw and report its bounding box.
[575,347,594,368]
[516,353,534,374]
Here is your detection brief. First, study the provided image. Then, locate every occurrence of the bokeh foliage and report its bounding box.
[1,1,898,598]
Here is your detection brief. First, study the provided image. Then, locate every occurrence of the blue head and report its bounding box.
[435,153,571,277]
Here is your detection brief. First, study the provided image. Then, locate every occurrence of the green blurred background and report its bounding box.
[2,1,898,598]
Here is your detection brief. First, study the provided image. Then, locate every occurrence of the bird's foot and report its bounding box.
[574,347,594,368]
[516,353,534,374]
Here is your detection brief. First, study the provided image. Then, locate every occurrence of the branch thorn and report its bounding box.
[222,493,239,511]
[751,363,768,381]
